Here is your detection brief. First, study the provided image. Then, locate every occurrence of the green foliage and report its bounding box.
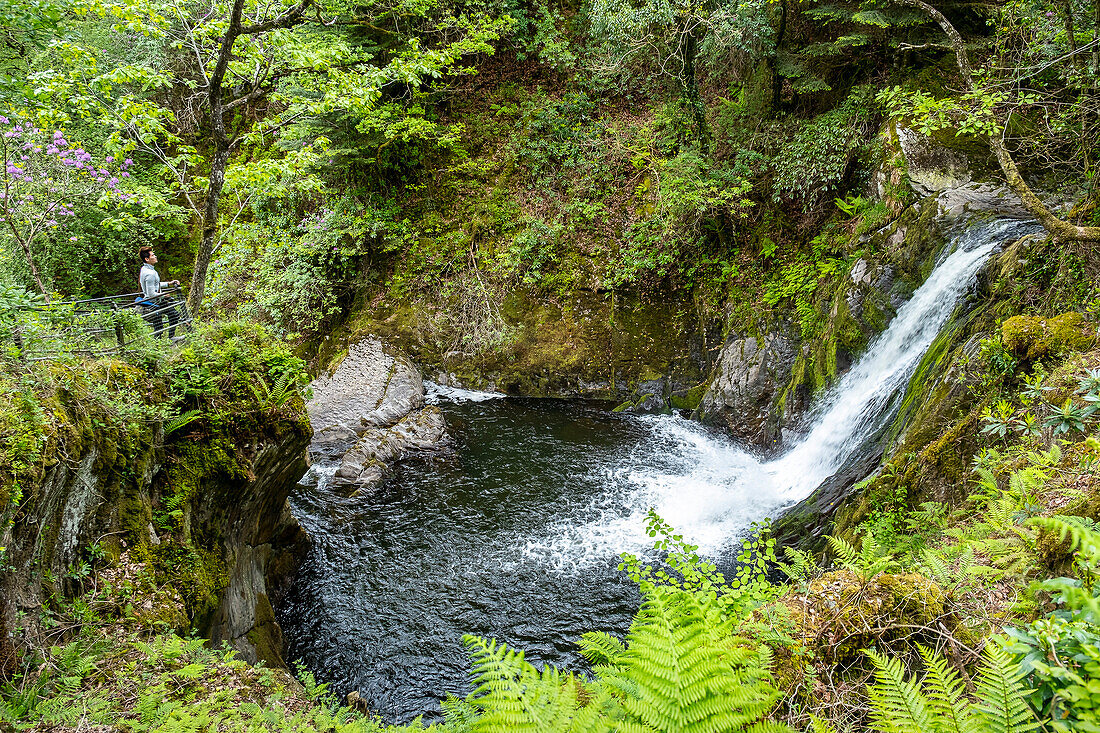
[441,513,790,732]
[1002,516,1100,731]
[771,90,874,206]
[164,319,309,432]
[518,92,605,177]
[613,150,751,287]
[1,626,389,731]
[827,533,899,582]
[865,644,1038,733]
[619,511,780,621]
[212,196,409,339]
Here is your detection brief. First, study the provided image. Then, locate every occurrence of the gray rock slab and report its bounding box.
[331,405,448,491]
[307,338,424,457]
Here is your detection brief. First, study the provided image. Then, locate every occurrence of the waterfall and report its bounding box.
[281,213,1041,719]
[523,214,1039,563]
[765,216,1038,499]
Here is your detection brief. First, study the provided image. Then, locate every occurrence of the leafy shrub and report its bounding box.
[771,90,874,207]
[1003,516,1100,731]
[517,91,605,176]
[165,320,309,433]
[211,196,409,339]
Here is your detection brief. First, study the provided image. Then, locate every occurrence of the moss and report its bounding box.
[792,570,948,666]
[348,285,713,399]
[670,383,707,410]
[245,593,284,666]
[138,543,229,623]
[1002,312,1096,361]
[165,437,249,515]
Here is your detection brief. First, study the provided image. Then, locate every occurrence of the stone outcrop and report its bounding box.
[307,338,425,457]
[698,333,797,447]
[307,338,447,492]
[896,125,975,196]
[332,406,447,489]
[198,437,310,665]
[0,407,310,671]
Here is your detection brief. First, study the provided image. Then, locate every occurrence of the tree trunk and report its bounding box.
[189,139,230,314]
[187,0,246,315]
[679,31,710,151]
[1059,0,1081,65]
[894,0,1100,241]
[771,0,788,111]
[14,232,49,302]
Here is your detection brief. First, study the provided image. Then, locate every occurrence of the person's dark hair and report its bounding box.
[139,245,153,263]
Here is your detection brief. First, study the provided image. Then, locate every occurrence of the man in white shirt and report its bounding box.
[138,246,181,337]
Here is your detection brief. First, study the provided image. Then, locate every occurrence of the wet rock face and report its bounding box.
[896,126,974,196]
[698,333,798,447]
[307,338,425,457]
[307,338,446,493]
[201,438,309,665]
[332,406,447,490]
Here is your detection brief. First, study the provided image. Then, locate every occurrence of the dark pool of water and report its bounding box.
[279,396,698,723]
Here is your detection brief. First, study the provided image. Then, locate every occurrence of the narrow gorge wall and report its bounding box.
[0,375,310,671]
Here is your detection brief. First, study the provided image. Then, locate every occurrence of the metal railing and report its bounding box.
[5,287,194,362]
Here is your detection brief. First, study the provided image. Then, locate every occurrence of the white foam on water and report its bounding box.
[425,382,505,404]
[519,216,1038,571]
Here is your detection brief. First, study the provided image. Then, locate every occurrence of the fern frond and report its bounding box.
[165,409,202,435]
[463,635,582,732]
[918,547,953,585]
[441,693,479,731]
[972,467,1000,501]
[972,645,1039,733]
[865,648,933,733]
[826,536,859,570]
[617,588,790,733]
[1026,515,1100,561]
[579,632,626,667]
[917,646,978,733]
[777,546,819,585]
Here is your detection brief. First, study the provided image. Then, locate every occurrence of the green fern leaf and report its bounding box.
[579,631,626,667]
[463,635,581,732]
[917,646,978,733]
[617,588,789,733]
[865,648,933,733]
[972,645,1039,733]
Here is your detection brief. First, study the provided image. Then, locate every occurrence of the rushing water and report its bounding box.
[279,215,1038,723]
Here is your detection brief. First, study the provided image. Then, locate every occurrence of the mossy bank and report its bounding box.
[0,321,312,673]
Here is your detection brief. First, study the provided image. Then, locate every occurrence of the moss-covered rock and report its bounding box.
[787,570,950,667]
[1001,312,1096,361]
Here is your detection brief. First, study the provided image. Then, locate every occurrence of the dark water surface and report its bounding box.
[279,394,747,724]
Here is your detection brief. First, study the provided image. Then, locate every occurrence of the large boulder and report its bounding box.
[698,333,798,447]
[332,406,447,490]
[307,338,446,491]
[307,338,425,456]
[896,125,974,197]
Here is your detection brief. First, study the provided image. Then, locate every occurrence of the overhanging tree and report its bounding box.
[883,0,1100,241]
[35,0,508,312]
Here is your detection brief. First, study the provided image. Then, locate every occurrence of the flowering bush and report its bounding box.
[0,114,136,298]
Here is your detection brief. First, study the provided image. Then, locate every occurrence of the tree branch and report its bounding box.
[892,0,1100,241]
[238,0,313,36]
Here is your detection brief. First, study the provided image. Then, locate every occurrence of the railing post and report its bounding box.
[113,308,126,350]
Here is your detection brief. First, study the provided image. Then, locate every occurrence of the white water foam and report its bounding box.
[425,382,505,404]
[521,216,1038,570]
